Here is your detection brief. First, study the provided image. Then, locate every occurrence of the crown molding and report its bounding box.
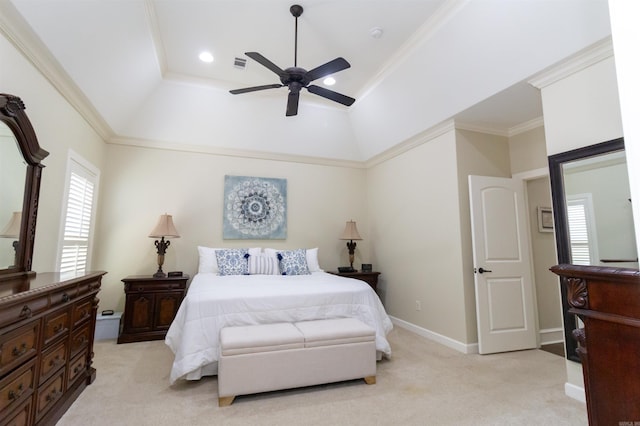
[0,1,113,141]
[108,136,367,169]
[144,0,167,76]
[365,119,456,168]
[454,121,509,137]
[508,116,544,137]
[528,37,613,89]
[357,0,471,101]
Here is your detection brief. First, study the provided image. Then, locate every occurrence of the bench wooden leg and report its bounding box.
[219,396,235,407]
[364,376,376,385]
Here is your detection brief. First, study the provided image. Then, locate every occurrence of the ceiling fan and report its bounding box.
[229,4,355,117]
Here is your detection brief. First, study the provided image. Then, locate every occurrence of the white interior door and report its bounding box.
[469,175,537,354]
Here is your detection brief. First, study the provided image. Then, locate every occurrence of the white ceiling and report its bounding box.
[4,0,612,161]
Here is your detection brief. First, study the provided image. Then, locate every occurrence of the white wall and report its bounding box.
[367,128,468,342]
[366,126,511,347]
[95,144,368,311]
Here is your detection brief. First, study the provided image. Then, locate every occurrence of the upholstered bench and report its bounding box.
[217,318,377,406]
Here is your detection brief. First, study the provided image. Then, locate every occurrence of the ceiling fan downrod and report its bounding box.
[290,5,303,67]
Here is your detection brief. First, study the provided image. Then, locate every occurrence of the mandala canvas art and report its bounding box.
[223,175,287,239]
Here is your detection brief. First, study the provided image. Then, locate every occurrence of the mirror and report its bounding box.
[0,122,27,268]
[549,137,637,361]
[0,94,49,280]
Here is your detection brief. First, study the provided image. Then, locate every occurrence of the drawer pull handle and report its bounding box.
[74,363,84,374]
[62,293,70,302]
[8,384,24,401]
[46,388,61,402]
[53,323,65,333]
[12,343,27,357]
[19,305,32,318]
[49,355,64,367]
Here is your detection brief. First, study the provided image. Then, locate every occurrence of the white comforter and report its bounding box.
[165,272,393,384]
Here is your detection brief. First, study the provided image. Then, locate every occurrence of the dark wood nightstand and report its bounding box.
[118,274,189,344]
[328,271,381,292]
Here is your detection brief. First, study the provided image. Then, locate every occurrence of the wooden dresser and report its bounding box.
[0,271,105,426]
[550,264,640,425]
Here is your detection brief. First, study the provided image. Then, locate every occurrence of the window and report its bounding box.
[566,194,598,266]
[58,151,100,274]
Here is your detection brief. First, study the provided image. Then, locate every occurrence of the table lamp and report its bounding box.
[149,214,180,278]
[340,220,362,272]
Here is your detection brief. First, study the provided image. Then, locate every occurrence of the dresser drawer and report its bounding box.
[43,309,69,347]
[0,322,39,378]
[0,396,31,426]
[71,299,93,328]
[0,360,35,414]
[35,371,64,421]
[67,350,88,388]
[69,323,90,358]
[39,341,67,385]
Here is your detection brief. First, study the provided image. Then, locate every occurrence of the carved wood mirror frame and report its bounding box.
[0,94,49,280]
[548,137,625,362]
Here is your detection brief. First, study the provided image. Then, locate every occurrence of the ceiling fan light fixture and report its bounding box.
[199,51,214,63]
[323,77,336,86]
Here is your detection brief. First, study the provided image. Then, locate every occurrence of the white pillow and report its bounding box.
[306,248,323,272]
[264,247,322,272]
[198,246,261,274]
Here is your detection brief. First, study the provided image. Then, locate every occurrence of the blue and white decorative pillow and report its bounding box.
[215,249,250,276]
[277,249,310,276]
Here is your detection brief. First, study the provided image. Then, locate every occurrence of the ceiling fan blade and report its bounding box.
[286,91,300,116]
[307,85,355,106]
[245,52,286,77]
[229,84,283,95]
[306,57,351,82]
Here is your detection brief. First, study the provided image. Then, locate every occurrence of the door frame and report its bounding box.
[512,167,553,349]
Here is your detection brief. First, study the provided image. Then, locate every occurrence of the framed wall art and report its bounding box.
[223,175,287,239]
[537,206,554,233]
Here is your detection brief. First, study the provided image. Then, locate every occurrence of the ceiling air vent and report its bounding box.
[234,57,247,69]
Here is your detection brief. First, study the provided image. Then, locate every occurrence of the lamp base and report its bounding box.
[153,270,166,278]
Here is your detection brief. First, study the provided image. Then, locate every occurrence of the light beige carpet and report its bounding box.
[57,327,587,425]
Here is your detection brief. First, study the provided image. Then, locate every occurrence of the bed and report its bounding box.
[165,270,393,384]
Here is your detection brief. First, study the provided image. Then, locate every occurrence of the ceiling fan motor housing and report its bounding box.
[281,67,310,87]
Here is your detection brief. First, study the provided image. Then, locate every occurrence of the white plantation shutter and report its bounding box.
[567,195,598,266]
[59,153,99,274]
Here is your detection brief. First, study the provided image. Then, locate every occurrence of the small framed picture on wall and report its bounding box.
[538,207,554,233]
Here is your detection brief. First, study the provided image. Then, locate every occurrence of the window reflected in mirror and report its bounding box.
[562,149,637,268]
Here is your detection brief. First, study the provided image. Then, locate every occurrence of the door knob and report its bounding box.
[477,267,492,274]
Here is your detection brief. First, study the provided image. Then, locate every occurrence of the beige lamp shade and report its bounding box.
[0,212,22,238]
[149,214,180,238]
[340,220,362,241]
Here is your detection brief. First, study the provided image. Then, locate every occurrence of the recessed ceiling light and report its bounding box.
[323,77,336,86]
[199,51,214,63]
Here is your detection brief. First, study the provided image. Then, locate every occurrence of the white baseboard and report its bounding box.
[539,327,564,345]
[389,315,478,354]
[565,382,586,403]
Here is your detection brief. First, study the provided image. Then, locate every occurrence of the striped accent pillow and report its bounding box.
[248,254,280,275]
